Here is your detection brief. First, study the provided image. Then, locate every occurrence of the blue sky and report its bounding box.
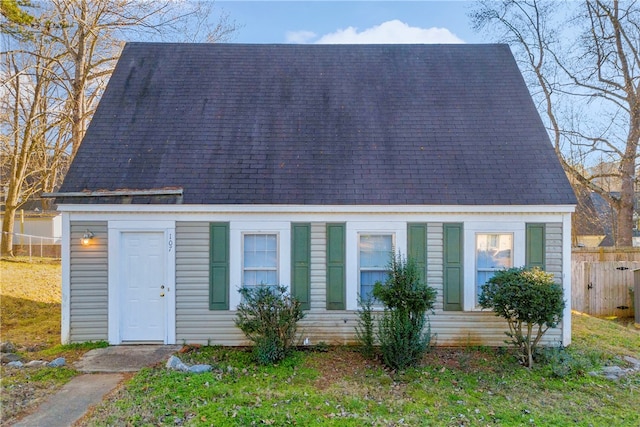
[215,1,489,44]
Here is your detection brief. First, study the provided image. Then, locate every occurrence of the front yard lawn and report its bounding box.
[85,318,639,426]
[1,259,638,426]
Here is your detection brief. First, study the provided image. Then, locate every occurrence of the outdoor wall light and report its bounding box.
[81,230,94,246]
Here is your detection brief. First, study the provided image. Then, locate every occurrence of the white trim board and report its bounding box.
[60,213,71,344]
[57,204,576,214]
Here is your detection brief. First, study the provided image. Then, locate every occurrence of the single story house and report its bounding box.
[50,43,576,347]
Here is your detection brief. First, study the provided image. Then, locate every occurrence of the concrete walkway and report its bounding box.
[12,374,124,427]
[11,345,181,427]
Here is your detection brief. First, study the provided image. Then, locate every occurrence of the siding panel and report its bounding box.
[427,223,444,308]
[297,311,562,347]
[69,221,108,342]
[176,222,245,344]
[172,220,564,347]
[310,223,327,311]
[546,223,563,285]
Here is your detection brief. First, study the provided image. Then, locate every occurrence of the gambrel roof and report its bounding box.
[58,43,576,206]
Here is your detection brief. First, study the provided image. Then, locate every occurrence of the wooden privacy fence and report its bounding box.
[572,259,638,318]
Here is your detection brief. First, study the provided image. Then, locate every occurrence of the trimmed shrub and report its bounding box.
[373,254,437,370]
[235,286,305,365]
[479,267,565,368]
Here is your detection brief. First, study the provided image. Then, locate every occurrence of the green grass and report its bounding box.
[0,259,62,351]
[86,324,640,426]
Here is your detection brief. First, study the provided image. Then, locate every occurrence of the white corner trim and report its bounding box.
[166,227,177,345]
[107,227,119,344]
[60,213,71,344]
[562,213,572,346]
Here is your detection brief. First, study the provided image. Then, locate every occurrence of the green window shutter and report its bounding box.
[443,223,463,311]
[209,222,229,310]
[526,223,546,270]
[408,223,427,283]
[291,223,311,310]
[326,223,346,310]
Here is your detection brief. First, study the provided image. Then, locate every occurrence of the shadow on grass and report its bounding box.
[0,295,61,351]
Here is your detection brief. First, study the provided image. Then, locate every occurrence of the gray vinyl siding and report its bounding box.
[424,223,517,346]
[299,222,357,343]
[170,220,564,346]
[427,223,444,309]
[411,222,562,346]
[69,221,108,342]
[309,222,326,311]
[544,222,564,343]
[423,221,563,346]
[546,223,563,284]
[299,222,516,347]
[175,222,245,345]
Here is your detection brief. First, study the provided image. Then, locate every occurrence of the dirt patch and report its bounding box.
[305,347,377,390]
[0,367,75,426]
[422,347,505,373]
[305,346,504,392]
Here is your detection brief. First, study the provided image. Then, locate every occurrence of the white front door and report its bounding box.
[120,231,166,342]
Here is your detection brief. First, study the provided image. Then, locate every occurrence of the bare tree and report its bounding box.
[1,31,68,255]
[471,0,639,246]
[1,0,237,256]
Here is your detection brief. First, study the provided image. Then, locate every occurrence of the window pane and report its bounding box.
[476,233,513,302]
[243,234,278,287]
[477,271,494,297]
[244,270,257,287]
[244,234,277,268]
[244,251,259,268]
[244,270,278,287]
[245,235,256,252]
[360,270,387,300]
[359,235,392,268]
[476,234,512,269]
[359,234,393,300]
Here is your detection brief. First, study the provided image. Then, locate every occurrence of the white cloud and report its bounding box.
[314,20,464,44]
[286,30,317,44]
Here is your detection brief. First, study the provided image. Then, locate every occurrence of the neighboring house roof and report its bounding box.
[0,199,57,213]
[57,43,577,206]
[572,186,606,236]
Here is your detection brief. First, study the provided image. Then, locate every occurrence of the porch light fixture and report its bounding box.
[81,230,94,246]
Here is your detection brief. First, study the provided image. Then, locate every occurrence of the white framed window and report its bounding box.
[229,221,290,310]
[242,233,278,288]
[359,233,394,301]
[346,221,406,310]
[475,233,513,299]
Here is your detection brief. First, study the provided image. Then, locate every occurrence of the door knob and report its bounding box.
[160,292,165,297]
[161,285,165,289]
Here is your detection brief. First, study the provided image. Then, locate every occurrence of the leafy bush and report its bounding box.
[479,267,565,368]
[535,346,597,378]
[355,295,376,359]
[373,254,437,370]
[235,286,305,365]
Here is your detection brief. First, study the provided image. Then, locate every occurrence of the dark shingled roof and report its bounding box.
[58,43,577,206]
